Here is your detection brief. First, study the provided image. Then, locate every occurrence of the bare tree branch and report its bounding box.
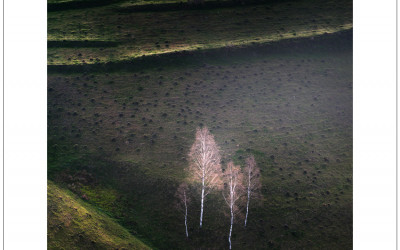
[244,155,261,227]
[223,161,244,250]
[175,183,191,238]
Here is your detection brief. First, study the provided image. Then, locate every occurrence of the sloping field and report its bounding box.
[48,0,352,65]
[48,0,352,248]
[48,180,152,249]
[48,29,352,248]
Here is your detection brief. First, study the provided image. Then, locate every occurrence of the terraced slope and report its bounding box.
[48,0,352,65]
[47,180,152,249]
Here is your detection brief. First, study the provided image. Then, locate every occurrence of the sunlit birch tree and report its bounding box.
[223,161,244,250]
[188,126,222,228]
[244,155,261,227]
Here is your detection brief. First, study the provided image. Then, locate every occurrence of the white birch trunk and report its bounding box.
[244,193,250,227]
[184,191,188,238]
[229,205,233,249]
[244,170,251,227]
[200,137,205,228]
[200,179,204,228]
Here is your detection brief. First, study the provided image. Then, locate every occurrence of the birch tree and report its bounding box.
[175,183,191,238]
[223,161,244,250]
[244,155,261,227]
[188,127,222,228]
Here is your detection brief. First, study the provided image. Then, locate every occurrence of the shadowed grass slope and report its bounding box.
[48,35,352,248]
[47,180,152,250]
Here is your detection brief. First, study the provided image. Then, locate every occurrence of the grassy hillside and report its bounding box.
[48,0,352,248]
[48,31,352,248]
[48,0,352,65]
[47,180,152,249]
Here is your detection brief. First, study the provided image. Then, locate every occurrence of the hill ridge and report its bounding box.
[47,180,152,249]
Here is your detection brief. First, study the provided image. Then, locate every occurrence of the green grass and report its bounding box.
[48,38,352,248]
[48,0,352,247]
[47,0,352,65]
[47,180,152,249]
